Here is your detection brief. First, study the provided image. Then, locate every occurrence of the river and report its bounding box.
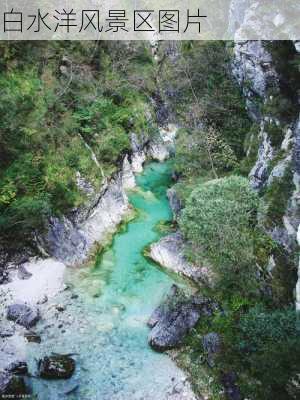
[27,161,191,400]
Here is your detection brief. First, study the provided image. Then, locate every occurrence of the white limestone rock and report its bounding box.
[149,232,212,286]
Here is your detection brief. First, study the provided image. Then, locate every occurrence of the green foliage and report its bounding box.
[159,41,252,160]
[268,247,298,306]
[208,304,300,400]
[0,41,156,252]
[160,41,299,400]
[174,126,237,179]
[235,123,260,176]
[264,41,300,114]
[238,305,297,352]
[262,92,297,123]
[179,176,260,296]
[264,120,285,148]
[235,306,300,400]
[262,164,295,228]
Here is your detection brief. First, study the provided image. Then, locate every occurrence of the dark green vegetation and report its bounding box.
[158,41,251,179]
[157,42,300,400]
[0,42,157,255]
[180,176,261,297]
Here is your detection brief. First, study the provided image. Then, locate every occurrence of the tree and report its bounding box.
[175,125,237,179]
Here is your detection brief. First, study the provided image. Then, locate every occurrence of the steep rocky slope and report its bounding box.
[232,39,300,307]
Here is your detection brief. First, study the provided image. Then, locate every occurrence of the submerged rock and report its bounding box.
[7,304,40,329]
[148,285,215,352]
[38,355,76,379]
[6,361,28,375]
[24,331,41,343]
[0,371,29,396]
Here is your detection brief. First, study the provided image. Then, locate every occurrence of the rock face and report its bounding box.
[38,355,75,379]
[0,327,14,338]
[232,40,278,187]
[249,129,274,190]
[42,174,130,266]
[41,126,176,266]
[130,133,147,173]
[166,378,199,400]
[148,285,215,352]
[232,41,278,102]
[122,155,136,189]
[6,361,28,375]
[232,39,300,306]
[24,331,41,343]
[7,304,40,329]
[148,141,170,162]
[167,188,182,220]
[149,232,212,285]
[229,0,299,41]
[147,125,176,162]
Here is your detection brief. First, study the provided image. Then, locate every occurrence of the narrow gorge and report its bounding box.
[0,20,300,400]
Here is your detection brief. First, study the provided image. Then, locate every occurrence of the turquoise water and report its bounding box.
[28,162,189,400]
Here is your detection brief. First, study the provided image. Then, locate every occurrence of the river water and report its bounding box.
[28,161,190,400]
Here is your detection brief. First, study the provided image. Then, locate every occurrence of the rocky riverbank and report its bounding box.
[0,125,202,399]
[39,126,177,267]
[0,258,66,396]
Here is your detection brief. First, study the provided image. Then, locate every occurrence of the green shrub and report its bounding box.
[179,176,260,296]
[236,306,300,400]
[262,165,295,228]
[174,126,237,179]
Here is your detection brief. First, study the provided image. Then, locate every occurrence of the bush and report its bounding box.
[236,306,300,400]
[179,176,260,296]
[174,126,237,179]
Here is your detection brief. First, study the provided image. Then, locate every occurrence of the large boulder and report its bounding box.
[7,304,40,329]
[38,355,76,379]
[148,285,215,352]
[149,232,212,285]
